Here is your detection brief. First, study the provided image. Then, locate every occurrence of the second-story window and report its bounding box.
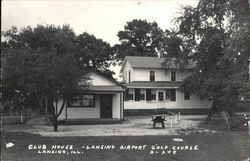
[171,71,176,82]
[150,71,155,82]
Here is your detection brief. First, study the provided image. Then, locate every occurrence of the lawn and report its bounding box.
[1,116,249,161]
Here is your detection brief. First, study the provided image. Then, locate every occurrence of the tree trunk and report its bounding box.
[53,115,58,132]
[52,99,66,132]
[56,99,66,118]
[45,97,48,122]
[34,91,44,114]
[53,101,58,132]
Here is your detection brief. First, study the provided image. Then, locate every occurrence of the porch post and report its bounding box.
[120,93,123,120]
[65,103,68,124]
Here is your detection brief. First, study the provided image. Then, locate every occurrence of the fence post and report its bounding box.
[170,117,173,128]
[20,114,23,124]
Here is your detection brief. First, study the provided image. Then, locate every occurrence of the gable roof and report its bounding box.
[82,70,126,90]
[121,56,196,72]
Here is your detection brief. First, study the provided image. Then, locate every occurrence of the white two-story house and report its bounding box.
[120,56,212,115]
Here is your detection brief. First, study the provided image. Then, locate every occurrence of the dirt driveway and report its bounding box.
[2,115,224,137]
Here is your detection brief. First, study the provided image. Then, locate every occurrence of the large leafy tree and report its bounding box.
[223,0,250,108]
[163,0,249,113]
[114,19,164,59]
[76,32,115,77]
[2,25,84,131]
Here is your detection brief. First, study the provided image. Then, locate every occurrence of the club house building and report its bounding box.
[58,71,126,123]
[120,56,212,115]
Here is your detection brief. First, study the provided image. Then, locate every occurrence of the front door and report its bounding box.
[100,94,113,118]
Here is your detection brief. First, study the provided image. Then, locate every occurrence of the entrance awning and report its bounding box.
[80,85,125,93]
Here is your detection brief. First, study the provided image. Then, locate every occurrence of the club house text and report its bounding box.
[28,144,198,151]
[28,144,73,150]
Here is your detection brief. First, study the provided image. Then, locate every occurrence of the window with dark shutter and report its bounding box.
[135,89,140,101]
[150,71,155,82]
[170,89,176,101]
[146,89,152,101]
[171,71,176,82]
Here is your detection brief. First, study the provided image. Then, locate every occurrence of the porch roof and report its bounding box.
[123,81,182,88]
[80,85,126,92]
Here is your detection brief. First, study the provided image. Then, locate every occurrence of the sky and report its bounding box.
[2,0,198,80]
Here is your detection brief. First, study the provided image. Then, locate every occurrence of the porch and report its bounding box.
[62,118,123,125]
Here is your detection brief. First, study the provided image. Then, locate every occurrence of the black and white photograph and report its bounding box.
[1,0,250,160]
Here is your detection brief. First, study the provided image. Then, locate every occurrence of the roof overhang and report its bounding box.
[79,85,126,93]
[125,86,179,89]
[124,81,182,89]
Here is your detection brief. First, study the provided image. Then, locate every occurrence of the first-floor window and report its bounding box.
[139,89,145,100]
[140,93,145,100]
[128,94,134,100]
[126,89,134,100]
[158,92,164,101]
[166,90,171,100]
[68,94,95,107]
[151,90,156,100]
[146,89,156,101]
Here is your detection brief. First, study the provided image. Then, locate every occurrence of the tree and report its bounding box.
[162,0,250,113]
[2,25,85,131]
[76,32,115,77]
[114,19,164,60]
[223,0,250,106]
